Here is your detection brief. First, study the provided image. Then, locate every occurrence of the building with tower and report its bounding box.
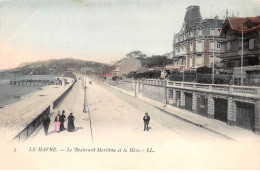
[172,6,224,71]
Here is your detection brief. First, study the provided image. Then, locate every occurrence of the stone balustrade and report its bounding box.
[141,79,260,99]
[114,78,260,134]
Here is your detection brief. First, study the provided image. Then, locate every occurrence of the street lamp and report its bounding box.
[212,27,215,84]
[83,66,87,113]
[83,85,87,113]
[181,65,185,82]
[82,73,94,142]
[241,25,244,86]
[134,81,137,97]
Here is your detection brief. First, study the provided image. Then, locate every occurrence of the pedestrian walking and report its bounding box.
[59,110,66,131]
[42,114,50,136]
[54,111,61,132]
[67,113,75,132]
[143,112,150,131]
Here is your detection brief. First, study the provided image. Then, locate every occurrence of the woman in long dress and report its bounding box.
[54,112,60,132]
[67,113,75,132]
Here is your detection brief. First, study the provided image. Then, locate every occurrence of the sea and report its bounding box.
[0,73,56,108]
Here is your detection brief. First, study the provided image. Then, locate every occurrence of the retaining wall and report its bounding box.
[14,80,77,140]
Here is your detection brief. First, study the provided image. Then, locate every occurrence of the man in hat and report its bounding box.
[59,110,66,131]
[42,114,51,136]
[143,113,150,131]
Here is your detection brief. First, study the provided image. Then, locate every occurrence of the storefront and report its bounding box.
[214,98,228,123]
[236,101,255,130]
[176,91,181,107]
[197,95,208,116]
[185,92,192,111]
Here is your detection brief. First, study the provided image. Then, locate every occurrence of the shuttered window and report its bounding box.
[249,39,255,50]
[227,42,231,51]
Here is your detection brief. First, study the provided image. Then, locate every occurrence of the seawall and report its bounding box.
[0,77,76,141]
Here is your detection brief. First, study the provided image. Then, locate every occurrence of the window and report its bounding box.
[249,38,255,50]
[190,30,194,37]
[196,40,204,52]
[227,42,231,51]
[217,43,221,49]
[244,40,249,50]
[209,55,214,66]
[198,28,202,36]
[231,41,238,51]
[210,28,215,36]
[169,90,173,99]
[221,43,226,53]
[176,91,181,101]
[198,96,207,108]
[196,54,204,67]
[190,56,193,67]
[210,41,214,50]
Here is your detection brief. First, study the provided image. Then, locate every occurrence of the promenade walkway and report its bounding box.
[4,77,259,169]
[106,82,260,144]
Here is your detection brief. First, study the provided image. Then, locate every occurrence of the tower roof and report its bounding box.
[184,5,202,30]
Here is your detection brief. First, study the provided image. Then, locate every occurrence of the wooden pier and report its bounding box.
[10,79,56,86]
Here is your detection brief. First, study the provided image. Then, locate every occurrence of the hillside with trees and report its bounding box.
[9,58,114,75]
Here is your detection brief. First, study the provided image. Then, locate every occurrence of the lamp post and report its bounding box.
[212,27,215,84]
[83,66,87,113]
[134,81,137,97]
[83,85,87,113]
[181,65,185,82]
[82,71,93,142]
[241,25,244,86]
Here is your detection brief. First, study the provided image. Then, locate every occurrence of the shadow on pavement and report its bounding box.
[74,127,83,132]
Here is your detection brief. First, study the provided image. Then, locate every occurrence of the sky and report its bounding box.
[0,0,259,70]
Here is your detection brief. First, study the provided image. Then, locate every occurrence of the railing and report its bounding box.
[13,79,77,140]
[53,80,77,109]
[166,73,259,86]
[233,87,258,95]
[14,106,50,140]
[212,85,229,92]
[135,78,260,98]
[184,83,193,88]
[10,79,54,86]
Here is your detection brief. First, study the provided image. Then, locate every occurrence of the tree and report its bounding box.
[126,50,147,59]
[196,66,212,74]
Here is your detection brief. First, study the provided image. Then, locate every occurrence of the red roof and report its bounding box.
[221,17,260,34]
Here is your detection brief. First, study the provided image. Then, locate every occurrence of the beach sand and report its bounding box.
[0,78,74,141]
